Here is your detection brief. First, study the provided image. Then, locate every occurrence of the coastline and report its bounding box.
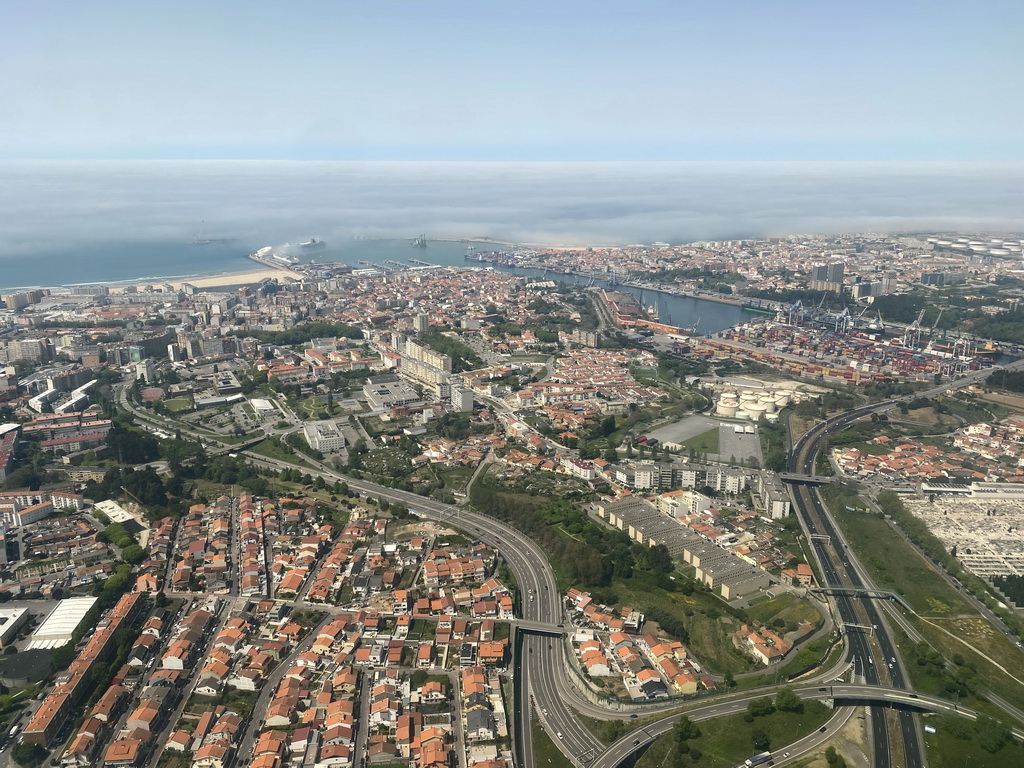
[108,266,304,292]
[31,265,305,295]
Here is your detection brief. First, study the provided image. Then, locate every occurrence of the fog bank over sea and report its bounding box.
[0,160,1021,288]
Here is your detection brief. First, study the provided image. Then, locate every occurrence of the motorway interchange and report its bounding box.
[114,365,1024,768]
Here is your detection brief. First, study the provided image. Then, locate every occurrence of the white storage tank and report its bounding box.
[716,400,739,418]
[743,402,768,421]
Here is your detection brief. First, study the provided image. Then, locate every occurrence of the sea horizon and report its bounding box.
[0,159,1021,291]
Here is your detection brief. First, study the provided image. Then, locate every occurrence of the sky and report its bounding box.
[2,0,1022,161]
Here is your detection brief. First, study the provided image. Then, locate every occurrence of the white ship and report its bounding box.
[249,246,299,266]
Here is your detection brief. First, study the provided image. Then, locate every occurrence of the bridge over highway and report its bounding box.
[593,683,1023,768]
[778,472,834,485]
[514,620,565,636]
[810,585,913,611]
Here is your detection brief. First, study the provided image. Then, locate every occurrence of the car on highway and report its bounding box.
[556,732,563,739]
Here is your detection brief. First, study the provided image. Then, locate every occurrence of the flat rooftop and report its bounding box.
[26,596,98,650]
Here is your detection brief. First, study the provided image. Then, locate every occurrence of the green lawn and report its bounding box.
[745,592,823,629]
[156,753,192,768]
[609,578,754,675]
[824,492,1024,717]
[435,465,475,493]
[822,494,972,617]
[164,396,193,412]
[635,701,833,768]
[921,714,1024,768]
[248,439,317,469]
[680,427,720,454]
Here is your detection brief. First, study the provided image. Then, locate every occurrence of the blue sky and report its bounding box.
[2,0,1021,160]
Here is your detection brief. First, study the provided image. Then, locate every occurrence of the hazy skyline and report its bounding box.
[3,1,1022,161]
[0,161,1020,259]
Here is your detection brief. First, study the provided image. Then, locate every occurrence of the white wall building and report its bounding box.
[303,420,347,452]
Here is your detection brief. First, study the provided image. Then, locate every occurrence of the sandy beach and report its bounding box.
[107,266,304,293]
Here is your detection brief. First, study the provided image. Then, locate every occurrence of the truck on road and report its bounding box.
[745,753,772,767]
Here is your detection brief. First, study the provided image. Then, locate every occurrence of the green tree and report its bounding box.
[673,715,701,742]
[975,715,1011,753]
[121,544,146,565]
[775,686,803,713]
[747,697,775,718]
[751,726,771,751]
[11,742,46,767]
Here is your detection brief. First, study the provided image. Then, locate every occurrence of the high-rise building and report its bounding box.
[414,313,429,334]
[8,338,51,363]
[451,386,474,412]
[811,262,845,283]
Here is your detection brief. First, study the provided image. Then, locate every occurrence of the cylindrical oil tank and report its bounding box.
[716,400,739,418]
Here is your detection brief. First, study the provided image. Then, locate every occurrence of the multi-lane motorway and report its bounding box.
[784,359,1024,767]
[115,360,1024,768]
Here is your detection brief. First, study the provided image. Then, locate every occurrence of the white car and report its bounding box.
[556,732,563,739]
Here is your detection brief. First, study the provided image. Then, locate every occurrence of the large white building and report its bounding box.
[303,420,347,453]
[26,597,98,650]
[363,376,420,411]
[0,607,28,648]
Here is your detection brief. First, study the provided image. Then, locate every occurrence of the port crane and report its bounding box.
[902,308,927,348]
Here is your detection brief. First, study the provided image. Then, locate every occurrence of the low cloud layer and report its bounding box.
[0,161,1021,259]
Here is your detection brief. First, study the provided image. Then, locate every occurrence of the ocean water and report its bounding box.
[0,160,1021,291]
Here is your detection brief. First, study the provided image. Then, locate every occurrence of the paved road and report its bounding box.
[780,360,1024,768]
[115,365,1024,768]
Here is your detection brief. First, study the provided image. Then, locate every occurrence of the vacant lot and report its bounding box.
[680,427,720,454]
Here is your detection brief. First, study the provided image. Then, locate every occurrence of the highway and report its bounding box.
[592,680,1024,768]
[240,451,603,766]
[790,406,918,768]
[113,361,1024,768]
[783,360,1024,767]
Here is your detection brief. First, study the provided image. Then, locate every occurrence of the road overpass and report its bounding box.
[592,682,1022,768]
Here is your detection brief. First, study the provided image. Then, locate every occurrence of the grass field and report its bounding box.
[920,714,1024,768]
[681,427,720,454]
[164,396,193,412]
[533,719,568,767]
[829,506,972,617]
[635,701,833,768]
[610,578,754,675]
[248,439,317,469]
[745,592,823,628]
[825,497,1024,717]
